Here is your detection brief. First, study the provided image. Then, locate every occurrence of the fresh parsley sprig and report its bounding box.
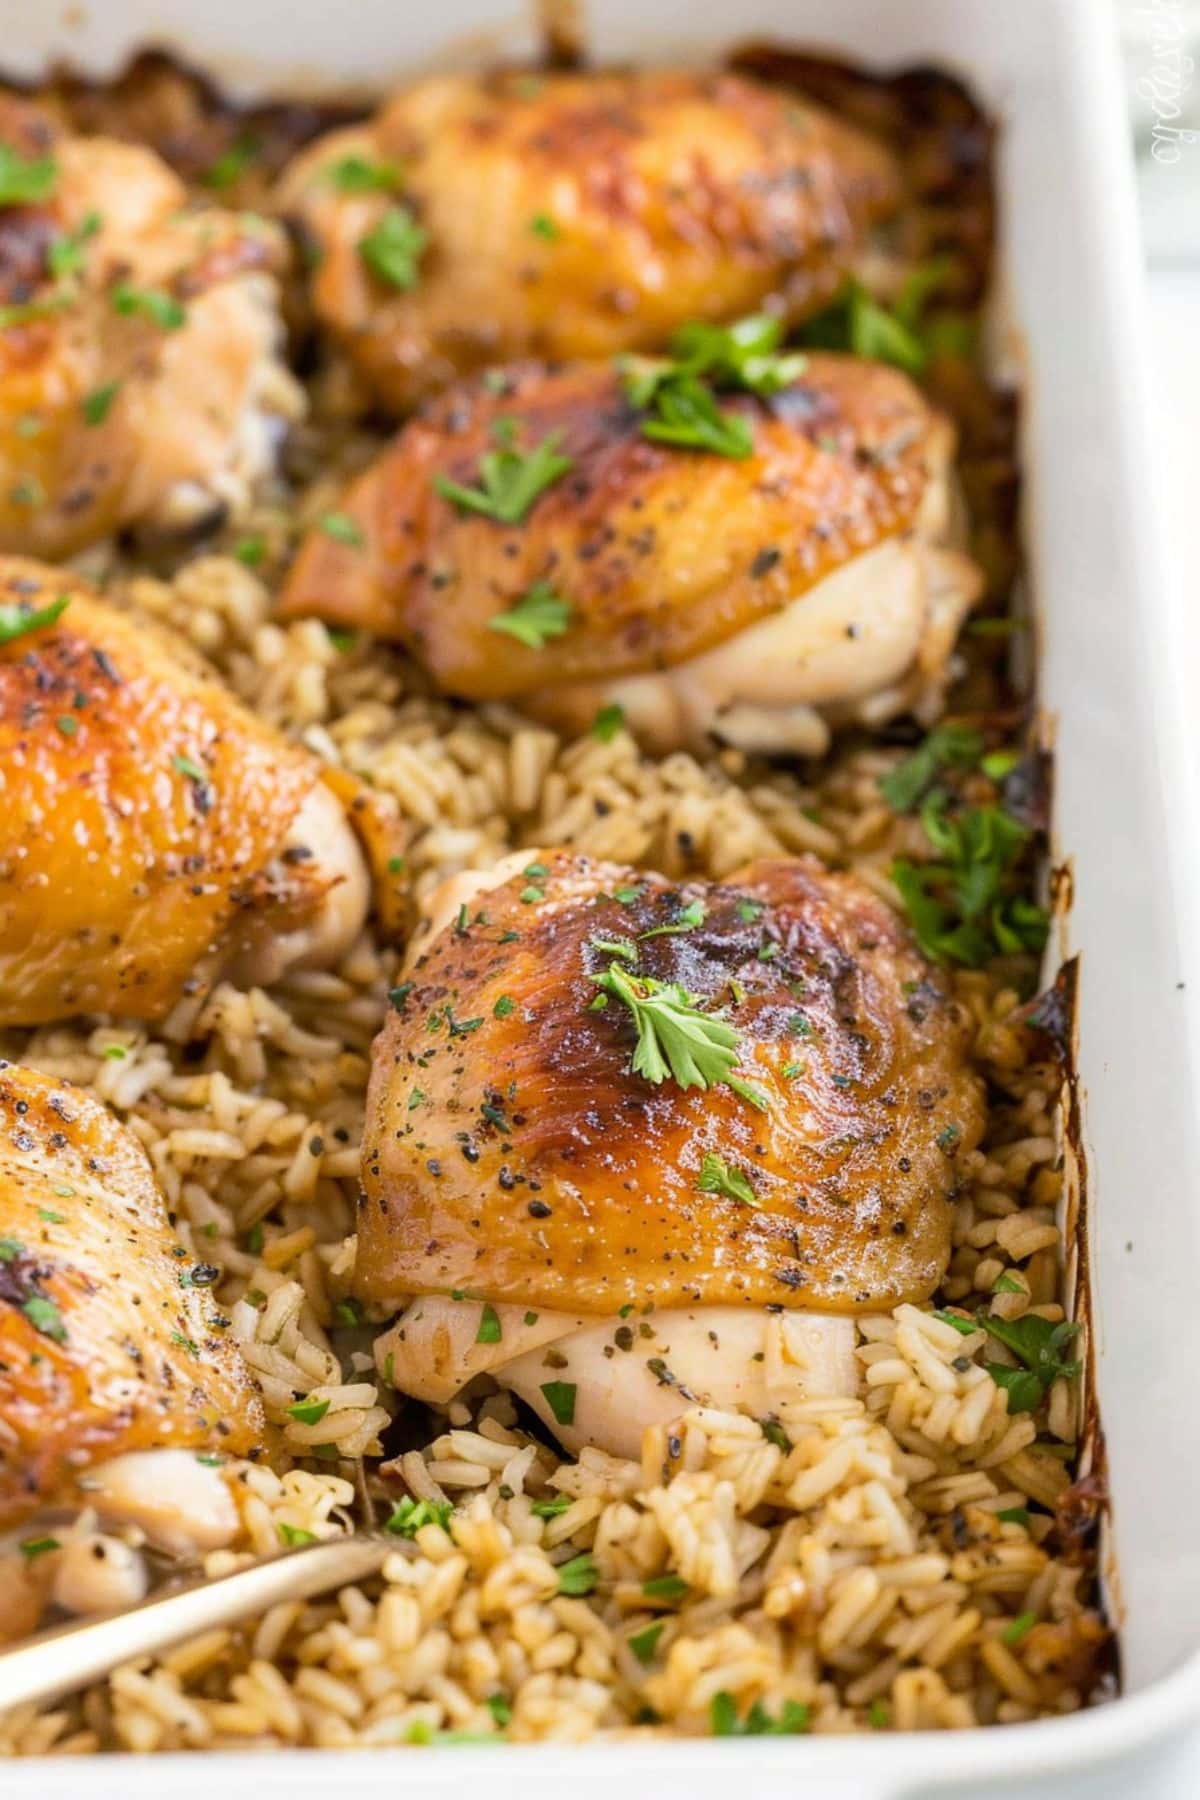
[0,144,58,206]
[935,1307,1080,1415]
[983,1312,1080,1415]
[797,260,958,376]
[435,420,573,524]
[487,581,571,648]
[892,795,1048,968]
[879,723,984,813]
[327,154,402,193]
[590,960,765,1108]
[636,376,753,458]
[0,592,70,647]
[882,725,1049,969]
[710,1691,810,1737]
[696,1151,757,1206]
[359,204,427,289]
[621,312,804,460]
[384,1496,453,1537]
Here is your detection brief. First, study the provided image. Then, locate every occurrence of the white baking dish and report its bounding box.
[5,0,1200,1792]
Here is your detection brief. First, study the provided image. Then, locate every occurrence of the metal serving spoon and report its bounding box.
[0,1535,394,1713]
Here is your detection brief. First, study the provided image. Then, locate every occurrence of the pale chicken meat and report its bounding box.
[359,850,986,1457]
[0,1060,263,1536]
[0,557,369,1026]
[280,351,980,758]
[279,68,902,412]
[0,94,301,559]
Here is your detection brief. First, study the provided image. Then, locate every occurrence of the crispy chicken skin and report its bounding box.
[0,558,368,1026]
[279,68,902,411]
[0,1060,263,1532]
[0,94,300,559]
[281,352,980,755]
[357,850,986,1319]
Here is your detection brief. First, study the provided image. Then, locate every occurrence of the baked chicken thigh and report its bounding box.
[281,348,980,756]
[0,1060,262,1538]
[362,849,986,1459]
[0,95,300,559]
[0,557,368,1026]
[279,68,901,411]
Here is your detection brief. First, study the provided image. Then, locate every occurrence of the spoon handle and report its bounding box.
[0,1535,391,1713]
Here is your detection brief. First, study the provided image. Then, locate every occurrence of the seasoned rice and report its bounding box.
[0,540,1102,1753]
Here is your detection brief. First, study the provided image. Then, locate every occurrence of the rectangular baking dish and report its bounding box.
[4,0,1200,1793]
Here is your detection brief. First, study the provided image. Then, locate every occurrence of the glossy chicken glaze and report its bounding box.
[280,353,968,745]
[0,558,349,1025]
[0,1060,263,1531]
[356,851,987,1316]
[280,68,901,412]
[0,94,297,559]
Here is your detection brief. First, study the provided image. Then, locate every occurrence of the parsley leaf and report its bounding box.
[22,1294,66,1341]
[359,205,428,289]
[645,377,753,457]
[385,1495,453,1536]
[277,1522,316,1547]
[0,592,70,646]
[710,1691,811,1737]
[486,1692,512,1726]
[318,510,364,546]
[288,1396,331,1426]
[110,283,186,330]
[984,1313,1081,1386]
[201,132,260,190]
[798,279,926,375]
[664,314,806,397]
[696,1151,757,1206]
[590,961,743,1094]
[628,1621,665,1664]
[879,723,984,813]
[0,145,58,206]
[986,1363,1045,1414]
[639,899,706,940]
[531,1494,572,1517]
[892,794,1048,968]
[48,210,100,279]
[435,424,573,524]
[327,154,402,192]
[540,1380,577,1426]
[20,1534,61,1561]
[0,294,72,329]
[591,702,625,741]
[81,380,120,426]
[476,1302,503,1345]
[642,1573,689,1601]
[624,312,805,430]
[487,580,571,648]
[556,1552,598,1596]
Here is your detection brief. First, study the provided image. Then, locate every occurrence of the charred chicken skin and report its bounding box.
[0,557,369,1027]
[279,68,902,411]
[361,850,986,1457]
[0,94,300,559]
[281,350,980,756]
[0,1060,263,1535]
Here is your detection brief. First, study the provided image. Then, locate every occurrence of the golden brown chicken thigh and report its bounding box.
[0,1059,263,1536]
[0,94,301,559]
[281,350,980,756]
[361,849,986,1457]
[0,558,369,1027]
[279,68,901,411]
